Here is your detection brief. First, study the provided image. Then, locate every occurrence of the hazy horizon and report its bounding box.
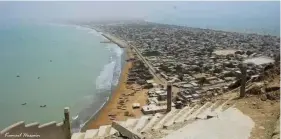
[0,1,279,22]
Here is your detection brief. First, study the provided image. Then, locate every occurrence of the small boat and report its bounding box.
[40,105,47,108]
[16,75,20,77]
[21,103,27,105]
[50,60,52,62]
[37,77,40,79]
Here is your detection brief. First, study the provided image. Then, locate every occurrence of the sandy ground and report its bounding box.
[86,47,148,129]
[221,75,280,139]
[234,96,280,139]
[235,76,280,139]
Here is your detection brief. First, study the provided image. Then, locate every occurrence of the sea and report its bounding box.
[0,22,125,131]
[0,6,279,131]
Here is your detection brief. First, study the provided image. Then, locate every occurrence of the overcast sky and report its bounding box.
[0,1,279,21]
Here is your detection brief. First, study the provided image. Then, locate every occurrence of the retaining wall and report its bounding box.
[0,107,71,139]
[0,121,66,139]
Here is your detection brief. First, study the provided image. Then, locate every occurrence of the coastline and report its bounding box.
[81,31,147,131]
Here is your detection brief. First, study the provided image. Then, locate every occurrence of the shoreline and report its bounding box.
[81,30,147,131]
[80,46,130,131]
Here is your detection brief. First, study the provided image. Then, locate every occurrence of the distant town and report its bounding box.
[80,20,280,114]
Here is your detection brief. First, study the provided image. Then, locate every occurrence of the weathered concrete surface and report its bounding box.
[133,116,150,132]
[112,121,144,139]
[84,129,98,139]
[0,121,67,139]
[71,133,85,139]
[164,106,190,127]
[0,107,71,139]
[97,125,110,137]
[141,113,163,133]
[185,102,211,121]
[162,108,254,139]
[125,119,138,129]
[196,102,219,119]
[152,109,178,130]
[174,105,197,123]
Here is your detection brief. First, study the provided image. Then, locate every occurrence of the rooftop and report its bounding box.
[213,49,238,56]
[243,56,274,65]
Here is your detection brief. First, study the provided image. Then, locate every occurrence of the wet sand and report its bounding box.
[86,45,148,129]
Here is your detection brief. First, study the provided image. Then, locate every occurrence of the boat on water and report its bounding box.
[40,105,47,108]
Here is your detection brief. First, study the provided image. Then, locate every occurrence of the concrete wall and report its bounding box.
[0,108,71,139]
[0,121,67,139]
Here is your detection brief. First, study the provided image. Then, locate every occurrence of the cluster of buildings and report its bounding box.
[89,21,280,113]
[126,59,154,86]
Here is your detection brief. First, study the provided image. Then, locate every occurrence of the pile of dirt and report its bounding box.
[265,91,280,101]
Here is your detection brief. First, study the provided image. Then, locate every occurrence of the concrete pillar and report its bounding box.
[167,83,172,112]
[240,64,247,98]
[64,107,71,139]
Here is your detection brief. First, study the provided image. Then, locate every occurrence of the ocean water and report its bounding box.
[0,22,124,130]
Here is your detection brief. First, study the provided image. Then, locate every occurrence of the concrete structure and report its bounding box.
[133,116,150,132]
[142,85,175,114]
[64,107,71,139]
[167,83,172,112]
[0,107,71,139]
[162,107,254,139]
[71,97,236,139]
[112,122,143,139]
[239,64,247,97]
[141,104,167,114]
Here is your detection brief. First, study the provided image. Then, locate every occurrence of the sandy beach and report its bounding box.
[85,38,148,130]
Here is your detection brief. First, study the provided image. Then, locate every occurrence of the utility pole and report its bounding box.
[166,83,172,112]
[64,107,71,139]
[239,64,247,98]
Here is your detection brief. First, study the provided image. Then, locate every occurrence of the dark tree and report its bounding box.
[178,73,184,81]
[198,77,208,87]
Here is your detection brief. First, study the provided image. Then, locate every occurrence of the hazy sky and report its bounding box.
[0,1,279,22]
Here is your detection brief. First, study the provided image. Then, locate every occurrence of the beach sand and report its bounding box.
[86,47,148,129]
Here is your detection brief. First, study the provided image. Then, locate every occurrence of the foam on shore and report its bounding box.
[70,27,125,133]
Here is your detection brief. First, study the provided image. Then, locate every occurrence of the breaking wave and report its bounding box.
[71,29,124,133]
[95,44,123,91]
